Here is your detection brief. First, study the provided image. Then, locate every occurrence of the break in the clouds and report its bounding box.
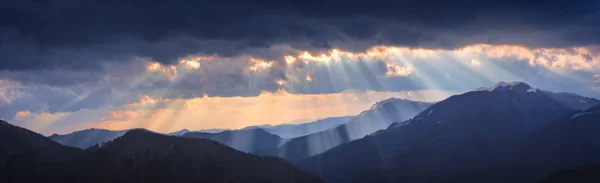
[11,89,453,135]
[1,0,600,134]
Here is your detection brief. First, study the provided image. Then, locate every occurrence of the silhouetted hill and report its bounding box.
[470,104,600,182]
[300,82,595,183]
[90,129,324,183]
[49,128,129,149]
[538,163,600,183]
[257,98,432,163]
[183,128,286,153]
[49,128,227,149]
[243,116,353,138]
[1,120,324,183]
[0,120,88,182]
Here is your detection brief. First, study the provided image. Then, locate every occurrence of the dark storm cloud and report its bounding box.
[1,0,599,72]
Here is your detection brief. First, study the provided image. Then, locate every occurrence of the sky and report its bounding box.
[1,0,600,135]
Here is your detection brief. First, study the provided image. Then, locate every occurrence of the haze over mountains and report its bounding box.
[183,128,286,153]
[49,97,432,164]
[49,116,353,151]
[3,81,600,182]
[256,98,433,162]
[49,127,228,149]
[168,128,227,136]
[49,128,129,149]
[242,116,353,138]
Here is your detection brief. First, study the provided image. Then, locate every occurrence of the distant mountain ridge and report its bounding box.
[256,98,433,163]
[50,115,352,152]
[49,128,129,149]
[49,116,352,149]
[183,128,286,153]
[167,129,191,136]
[49,127,227,149]
[49,97,429,156]
[242,116,353,138]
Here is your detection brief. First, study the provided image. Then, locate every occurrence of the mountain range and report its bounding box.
[255,98,433,163]
[242,116,353,138]
[48,128,228,149]
[49,116,352,150]
[49,128,129,149]
[167,128,227,136]
[0,120,324,183]
[181,98,432,163]
[49,98,430,164]
[5,81,600,182]
[298,82,600,183]
[183,128,286,153]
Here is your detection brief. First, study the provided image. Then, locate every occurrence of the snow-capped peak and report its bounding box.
[478,81,533,92]
[369,97,431,110]
[370,97,404,110]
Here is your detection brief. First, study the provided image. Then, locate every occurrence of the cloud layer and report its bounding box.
[2,44,600,123]
[1,0,599,71]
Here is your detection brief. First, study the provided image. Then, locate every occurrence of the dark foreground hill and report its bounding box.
[473,105,600,183]
[0,120,324,183]
[183,128,286,153]
[538,163,600,183]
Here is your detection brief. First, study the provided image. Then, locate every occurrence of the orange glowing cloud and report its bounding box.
[385,63,412,77]
[457,44,598,71]
[10,111,73,134]
[282,44,599,72]
[285,55,296,64]
[471,58,482,67]
[306,74,312,81]
[143,55,216,80]
[146,62,178,81]
[248,57,274,71]
[275,79,287,86]
[14,110,31,120]
[258,88,292,97]
[138,95,159,105]
[178,55,216,69]
[179,60,200,69]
